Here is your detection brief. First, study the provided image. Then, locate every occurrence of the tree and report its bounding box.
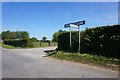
[21,31,29,39]
[52,29,65,42]
[53,32,59,42]
[1,30,29,41]
[16,31,22,39]
[2,30,12,40]
[10,31,17,39]
[42,36,47,42]
[30,37,38,42]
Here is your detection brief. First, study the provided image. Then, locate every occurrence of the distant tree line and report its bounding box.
[30,37,39,42]
[1,30,29,41]
[1,31,32,47]
[0,30,54,47]
[1,30,52,42]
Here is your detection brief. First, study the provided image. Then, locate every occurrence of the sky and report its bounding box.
[2,2,118,40]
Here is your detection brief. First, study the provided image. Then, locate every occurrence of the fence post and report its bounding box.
[48,42,50,46]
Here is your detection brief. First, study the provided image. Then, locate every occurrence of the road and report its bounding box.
[2,47,118,78]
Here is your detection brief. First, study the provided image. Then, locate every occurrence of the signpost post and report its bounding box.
[64,20,85,52]
[69,27,72,48]
[78,25,80,52]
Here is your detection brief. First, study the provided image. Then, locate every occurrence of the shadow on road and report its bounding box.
[43,50,55,57]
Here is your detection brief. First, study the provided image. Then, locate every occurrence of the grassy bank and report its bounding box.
[48,51,119,71]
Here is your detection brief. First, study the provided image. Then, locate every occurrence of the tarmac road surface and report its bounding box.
[1,47,118,78]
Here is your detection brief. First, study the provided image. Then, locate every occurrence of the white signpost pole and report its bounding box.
[69,24,79,48]
[69,27,72,48]
[78,26,80,52]
[64,20,85,52]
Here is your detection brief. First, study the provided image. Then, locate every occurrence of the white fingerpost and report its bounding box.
[69,26,72,48]
[78,26,80,52]
[64,20,85,52]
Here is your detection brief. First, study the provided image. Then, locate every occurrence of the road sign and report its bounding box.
[72,20,85,26]
[64,20,85,28]
[64,24,70,28]
[64,20,85,52]
[70,24,79,28]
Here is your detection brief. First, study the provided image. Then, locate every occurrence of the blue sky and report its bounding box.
[2,2,118,40]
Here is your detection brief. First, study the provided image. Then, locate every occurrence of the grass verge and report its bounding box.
[0,42,57,49]
[0,42,16,49]
[48,51,119,71]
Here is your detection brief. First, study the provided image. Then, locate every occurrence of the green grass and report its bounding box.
[0,42,57,49]
[33,42,57,48]
[48,51,120,71]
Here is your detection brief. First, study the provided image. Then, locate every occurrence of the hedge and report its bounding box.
[57,25,120,58]
[58,31,79,52]
[4,39,33,47]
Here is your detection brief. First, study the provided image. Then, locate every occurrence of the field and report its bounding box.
[33,42,57,48]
